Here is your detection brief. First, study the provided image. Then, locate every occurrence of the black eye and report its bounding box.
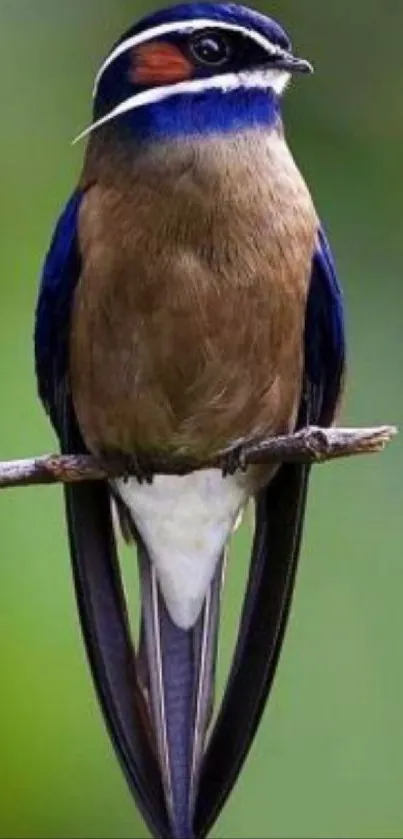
[190,31,231,67]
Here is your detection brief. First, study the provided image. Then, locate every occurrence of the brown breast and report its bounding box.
[70,126,318,461]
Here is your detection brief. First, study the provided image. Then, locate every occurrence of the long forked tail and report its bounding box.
[138,540,225,839]
[64,461,310,839]
[61,399,312,839]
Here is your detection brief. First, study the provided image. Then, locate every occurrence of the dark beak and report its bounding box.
[273,51,314,74]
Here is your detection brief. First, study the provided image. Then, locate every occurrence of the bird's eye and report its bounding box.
[190,31,231,67]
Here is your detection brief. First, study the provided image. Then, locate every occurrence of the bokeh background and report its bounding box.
[0,1,402,837]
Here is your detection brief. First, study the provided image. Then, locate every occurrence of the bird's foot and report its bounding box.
[120,452,155,484]
[218,444,249,477]
[99,449,154,485]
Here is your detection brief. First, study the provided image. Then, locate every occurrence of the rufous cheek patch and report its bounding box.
[130,41,194,85]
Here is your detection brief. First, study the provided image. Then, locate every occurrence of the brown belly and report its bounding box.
[70,129,318,461]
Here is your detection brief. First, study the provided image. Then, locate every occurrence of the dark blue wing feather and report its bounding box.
[305,225,346,425]
[34,191,82,428]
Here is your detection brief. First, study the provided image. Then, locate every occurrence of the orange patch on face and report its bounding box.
[131,41,193,85]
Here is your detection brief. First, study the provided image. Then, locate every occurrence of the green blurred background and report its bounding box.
[0,1,402,837]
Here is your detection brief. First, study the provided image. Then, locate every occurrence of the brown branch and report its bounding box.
[0,425,397,490]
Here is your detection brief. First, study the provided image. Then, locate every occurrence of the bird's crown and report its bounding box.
[75,2,312,143]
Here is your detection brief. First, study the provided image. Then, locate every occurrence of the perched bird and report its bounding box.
[35,3,345,838]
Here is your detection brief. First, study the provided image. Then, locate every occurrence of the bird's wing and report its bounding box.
[34,193,170,839]
[195,225,346,837]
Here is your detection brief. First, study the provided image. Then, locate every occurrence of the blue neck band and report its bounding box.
[116,86,280,141]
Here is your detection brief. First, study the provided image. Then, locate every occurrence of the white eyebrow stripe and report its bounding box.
[93,17,285,97]
[75,67,290,144]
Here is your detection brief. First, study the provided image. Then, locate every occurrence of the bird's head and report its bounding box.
[75,2,313,143]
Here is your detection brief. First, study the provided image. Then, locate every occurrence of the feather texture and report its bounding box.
[116,470,246,629]
[34,16,345,833]
[71,127,317,460]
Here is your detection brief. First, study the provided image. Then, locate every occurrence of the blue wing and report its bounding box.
[196,226,346,835]
[34,194,169,838]
[35,191,82,430]
[304,225,346,425]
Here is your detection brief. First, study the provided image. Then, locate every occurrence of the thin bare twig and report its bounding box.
[0,425,397,490]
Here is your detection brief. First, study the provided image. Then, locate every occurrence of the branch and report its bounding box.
[0,425,397,490]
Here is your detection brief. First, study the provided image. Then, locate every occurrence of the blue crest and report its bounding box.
[112,3,291,52]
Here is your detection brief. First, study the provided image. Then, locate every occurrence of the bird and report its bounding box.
[34,3,345,838]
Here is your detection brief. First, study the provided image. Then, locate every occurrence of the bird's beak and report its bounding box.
[271,51,314,74]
